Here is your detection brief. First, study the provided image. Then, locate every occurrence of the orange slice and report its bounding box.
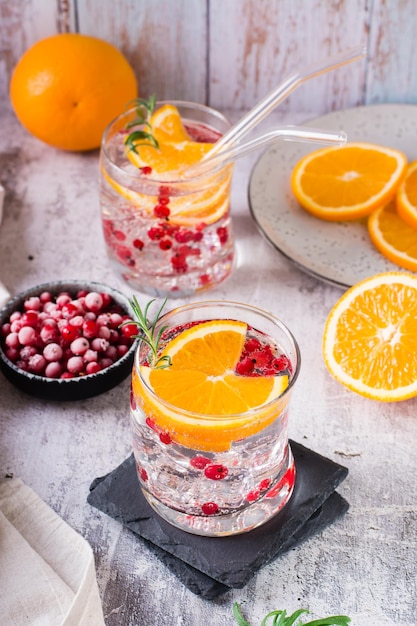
[126,104,214,177]
[323,271,417,401]
[291,142,408,221]
[396,160,417,229]
[128,140,214,176]
[368,200,417,272]
[101,166,232,225]
[150,103,192,143]
[132,320,289,452]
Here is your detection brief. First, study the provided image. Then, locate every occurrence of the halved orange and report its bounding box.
[323,271,417,401]
[396,160,417,229]
[291,142,408,221]
[368,200,417,272]
[132,320,289,452]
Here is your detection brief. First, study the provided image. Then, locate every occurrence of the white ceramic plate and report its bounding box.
[248,104,417,289]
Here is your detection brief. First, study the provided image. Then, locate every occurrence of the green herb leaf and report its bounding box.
[233,603,251,626]
[233,604,351,626]
[124,95,159,155]
[123,296,171,369]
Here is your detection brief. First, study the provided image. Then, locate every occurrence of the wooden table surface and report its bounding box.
[0,104,416,626]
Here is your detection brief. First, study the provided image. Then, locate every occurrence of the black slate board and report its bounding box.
[88,440,349,598]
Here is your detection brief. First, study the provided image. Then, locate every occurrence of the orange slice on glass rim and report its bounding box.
[291,142,408,221]
[126,103,214,176]
[323,271,417,401]
[368,200,417,272]
[132,320,289,452]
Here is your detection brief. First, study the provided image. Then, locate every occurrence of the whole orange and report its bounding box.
[10,33,138,151]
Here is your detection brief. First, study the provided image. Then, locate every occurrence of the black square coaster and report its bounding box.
[88,441,349,598]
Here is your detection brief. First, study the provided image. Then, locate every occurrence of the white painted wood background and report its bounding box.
[1,0,417,115]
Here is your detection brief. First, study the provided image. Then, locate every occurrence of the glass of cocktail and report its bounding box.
[130,300,300,536]
[99,100,234,298]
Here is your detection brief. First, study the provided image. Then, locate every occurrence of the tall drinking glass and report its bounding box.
[130,301,300,536]
[99,101,234,298]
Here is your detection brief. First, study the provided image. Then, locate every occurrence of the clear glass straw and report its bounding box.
[185,126,347,177]
[201,44,366,161]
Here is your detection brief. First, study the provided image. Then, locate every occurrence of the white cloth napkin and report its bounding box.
[0,478,105,626]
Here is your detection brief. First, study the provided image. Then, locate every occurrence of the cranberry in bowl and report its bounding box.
[0,280,138,401]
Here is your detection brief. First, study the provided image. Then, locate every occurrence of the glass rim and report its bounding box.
[135,299,301,420]
[100,100,232,186]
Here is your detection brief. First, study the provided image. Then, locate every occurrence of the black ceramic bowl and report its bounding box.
[0,280,138,401]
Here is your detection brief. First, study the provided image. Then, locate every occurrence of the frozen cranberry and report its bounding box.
[24,296,41,311]
[91,337,109,352]
[28,354,46,374]
[84,349,98,362]
[20,346,37,360]
[39,291,52,304]
[70,337,90,355]
[85,292,103,312]
[18,326,38,347]
[43,343,63,362]
[1,322,11,336]
[5,333,19,349]
[56,294,72,308]
[69,315,84,329]
[117,344,129,357]
[45,361,62,378]
[67,355,84,374]
[99,357,113,369]
[86,361,101,374]
[61,302,79,319]
[5,347,19,362]
[40,323,59,344]
[98,326,111,340]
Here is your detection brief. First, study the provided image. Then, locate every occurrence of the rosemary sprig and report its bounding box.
[125,296,171,369]
[124,95,159,154]
[233,603,351,626]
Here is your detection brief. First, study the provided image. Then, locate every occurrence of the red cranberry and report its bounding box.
[190,456,211,470]
[236,356,255,375]
[201,502,219,515]
[159,238,172,251]
[61,324,80,343]
[153,204,170,219]
[133,238,144,250]
[121,323,138,339]
[159,432,172,445]
[204,464,228,480]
